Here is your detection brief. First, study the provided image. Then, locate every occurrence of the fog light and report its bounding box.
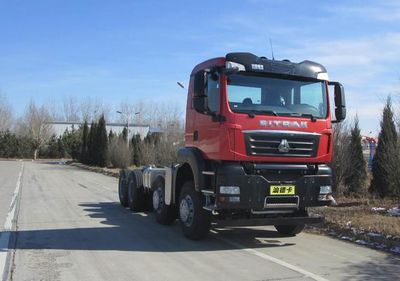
[320,185,332,194]
[220,186,240,195]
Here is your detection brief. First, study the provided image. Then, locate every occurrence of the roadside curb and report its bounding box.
[69,162,120,178]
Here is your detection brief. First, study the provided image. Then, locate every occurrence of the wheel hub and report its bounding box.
[180,195,194,227]
[153,187,163,210]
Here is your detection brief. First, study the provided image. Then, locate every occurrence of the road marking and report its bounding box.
[210,230,329,281]
[0,163,24,281]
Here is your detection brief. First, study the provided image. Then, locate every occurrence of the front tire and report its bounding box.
[179,181,211,240]
[127,170,145,212]
[274,224,305,236]
[118,170,129,207]
[152,177,176,225]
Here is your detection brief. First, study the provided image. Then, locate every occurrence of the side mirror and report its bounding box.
[329,81,346,122]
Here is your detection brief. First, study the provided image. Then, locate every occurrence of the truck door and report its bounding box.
[193,73,221,159]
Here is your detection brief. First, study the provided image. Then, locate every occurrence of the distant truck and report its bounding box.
[118,52,346,240]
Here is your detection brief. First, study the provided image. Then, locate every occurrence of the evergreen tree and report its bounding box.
[80,121,89,163]
[41,135,59,158]
[87,121,97,165]
[144,132,160,145]
[121,127,128,143]
[0,130,18,158]
[57,137,65,158]
[96,115,108,167]
[61,128,82,160]
[344,116,366,195]
[15,135,34,158]
[108,130,115,142]
[131,134,142,166]
[0,130,33,158]
[370,97,399,197]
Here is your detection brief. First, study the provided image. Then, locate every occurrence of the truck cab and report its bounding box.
[186,52,345,162]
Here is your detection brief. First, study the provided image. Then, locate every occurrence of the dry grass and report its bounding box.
[311,197,400,237]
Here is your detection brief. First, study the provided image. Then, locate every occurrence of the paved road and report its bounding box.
[0,161,23,281]
[0,161,399,281]
[0,161,22,230]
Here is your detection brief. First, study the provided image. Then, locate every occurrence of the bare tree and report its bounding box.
[17,100,53,159]
[46,99,63,121]
[62,96,80,121]
[114,100,147,125]
[79,97,110,122]
[135,101,184,166]
[0,92,13,131]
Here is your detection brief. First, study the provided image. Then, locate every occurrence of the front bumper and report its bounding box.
[214,162,332,210]
[214,214,324,227]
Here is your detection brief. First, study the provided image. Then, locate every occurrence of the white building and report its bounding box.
[47,121,162,140]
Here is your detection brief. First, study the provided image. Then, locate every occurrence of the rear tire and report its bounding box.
[144,192,154,212]
[274,224,305,236]
[153,177,176,225]
[118,170,129,207]
[179,181,211,240]
[127,170,145,212]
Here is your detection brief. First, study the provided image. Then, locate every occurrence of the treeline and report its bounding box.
[78,115,182,168]
[332,96,400,198]
[0,131,35,158]
[0,113,183,168]
[0,96,184,164]
[0,129,81,159]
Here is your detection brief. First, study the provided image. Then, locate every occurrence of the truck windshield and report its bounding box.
[227,74,328,119]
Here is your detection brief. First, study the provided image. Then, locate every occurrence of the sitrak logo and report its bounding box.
[278,139,290,153]
[260,120,308,128]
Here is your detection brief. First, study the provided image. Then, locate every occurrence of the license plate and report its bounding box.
[270,185,295,195]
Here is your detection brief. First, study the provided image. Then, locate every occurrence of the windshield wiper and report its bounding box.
[236,109,279,118]
[300,113,317,122]
[253,110,280,117]
[287,112,317,122]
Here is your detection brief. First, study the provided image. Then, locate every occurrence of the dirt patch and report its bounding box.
[308,197,400,255]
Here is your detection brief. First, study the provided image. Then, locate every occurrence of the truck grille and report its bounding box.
[244,131,320,157]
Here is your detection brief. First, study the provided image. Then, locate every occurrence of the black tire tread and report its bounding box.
[179,181,211,240]
[118,170,129,207]
[128,170,145,212]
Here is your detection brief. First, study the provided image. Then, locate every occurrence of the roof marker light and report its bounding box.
[317,72,329,80]
[225,61,245,71]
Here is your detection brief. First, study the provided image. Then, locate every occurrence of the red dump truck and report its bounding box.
[118,52,346,240]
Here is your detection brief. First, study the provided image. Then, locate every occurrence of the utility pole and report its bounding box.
[116,110,140,148]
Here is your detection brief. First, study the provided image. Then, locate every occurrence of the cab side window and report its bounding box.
[207,74,220,113]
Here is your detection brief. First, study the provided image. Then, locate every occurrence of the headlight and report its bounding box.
[219,186,240,195]
[320,185,332,194]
